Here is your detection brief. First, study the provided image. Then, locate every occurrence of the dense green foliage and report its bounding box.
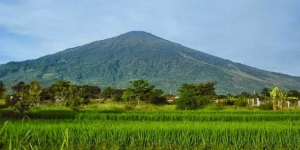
[0,31,299,94]
[0,81,6,100]
[176,82,216,110]
[124,79,167,105]
[1,110,300,149]
[101,87,123,101]
[1,79,299,111]
[0,78,299,149]
[3,80,101,112]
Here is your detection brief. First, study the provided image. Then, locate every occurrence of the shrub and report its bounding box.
[224,99,235,105]
[14,98,32,113]
[0,99,6,108]
[175,93,198,110]
[150,96,167,104]
[112,95,123,102]
[176,94,211,110]
[234,98,248,107]
[66,98,83,111]
[259,101,273,110]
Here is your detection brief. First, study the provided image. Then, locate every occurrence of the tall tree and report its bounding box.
[101,87,124,101]
[65,85,84,111]
[101,87,113,100]
[11,82,31,113]
[28,81,43,106]
[176,82,216,110]
[130,79,155,104]
[122,88,135,104]
[81,85,101,99]
[288,90,300,99]
[0,81,6,100]
[261,87,271,99]
[48,80,70,105]
[122,79,166,105]
[178,82,216,96]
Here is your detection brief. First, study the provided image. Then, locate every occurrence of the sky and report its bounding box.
[0,0,299,76]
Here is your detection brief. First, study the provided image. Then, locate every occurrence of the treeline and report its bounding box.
[176,83,300,110]
[0,80,101,112]
[0,79,300,112]
[0,79,168,112]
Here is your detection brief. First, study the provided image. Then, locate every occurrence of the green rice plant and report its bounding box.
[0,121,8,149]
[60,128,69,150]
[2,110,300,149]
[0,121,8,136]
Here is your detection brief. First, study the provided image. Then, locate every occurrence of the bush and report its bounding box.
[66,98,83,111]
[175,93,198,110]
[259,101,273,110]
[235,98,248,107]
[224,99,235,105]
[14,98,32,113]
[196,95,211,108]
[150,96,167,105]
[112,95,123,102]
[176,93,211,110]
[0,99,6,108]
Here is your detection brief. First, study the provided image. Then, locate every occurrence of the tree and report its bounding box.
[48,80,70,105]
[148,89,167,104]
[288,90,300,99]
[176,92,198,110]
[48,81,87,111]
[81,85,101,99]
[130,79,155,104]
[40,88,53,101]
[10,82,31,113]
[261,87,271,99]
[28,81,43,106]
[0,81,7,107]
[239,92,252,99]
[0,81,6,100]
[122,88,135,104]
[65,85,84,111]
[101,87,113,100]
[176,82,216,110]
[178,82,216,96]
[101,87,124,101]
[122,79,165,105]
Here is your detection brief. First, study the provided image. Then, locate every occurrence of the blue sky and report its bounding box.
[0,0,299,76]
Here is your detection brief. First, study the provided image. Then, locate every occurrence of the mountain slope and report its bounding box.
[0,31,300,94]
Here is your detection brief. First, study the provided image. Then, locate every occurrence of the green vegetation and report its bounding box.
[1,109,300,149]
[176,82,216,110]
[2,80,101,112]
[0,79,300,112]
[0,77,300,149]
[1,31,300,94]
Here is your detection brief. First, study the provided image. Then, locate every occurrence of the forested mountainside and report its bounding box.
[1,31,300,94]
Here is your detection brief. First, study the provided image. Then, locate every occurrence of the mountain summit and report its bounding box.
[0,31,300,94]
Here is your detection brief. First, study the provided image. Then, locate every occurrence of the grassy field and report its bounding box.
[1,103,300,149]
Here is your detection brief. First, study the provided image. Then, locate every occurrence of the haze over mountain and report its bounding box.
[0,31,299,94]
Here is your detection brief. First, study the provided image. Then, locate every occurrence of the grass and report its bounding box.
[1,102,300,149]
[1,113,300,149]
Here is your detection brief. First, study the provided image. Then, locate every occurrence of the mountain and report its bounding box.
[0,31,300,94]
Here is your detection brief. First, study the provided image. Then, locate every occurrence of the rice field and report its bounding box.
[1,110,300,149]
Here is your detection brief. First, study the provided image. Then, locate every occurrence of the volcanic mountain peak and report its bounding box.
[0,31,299,94]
